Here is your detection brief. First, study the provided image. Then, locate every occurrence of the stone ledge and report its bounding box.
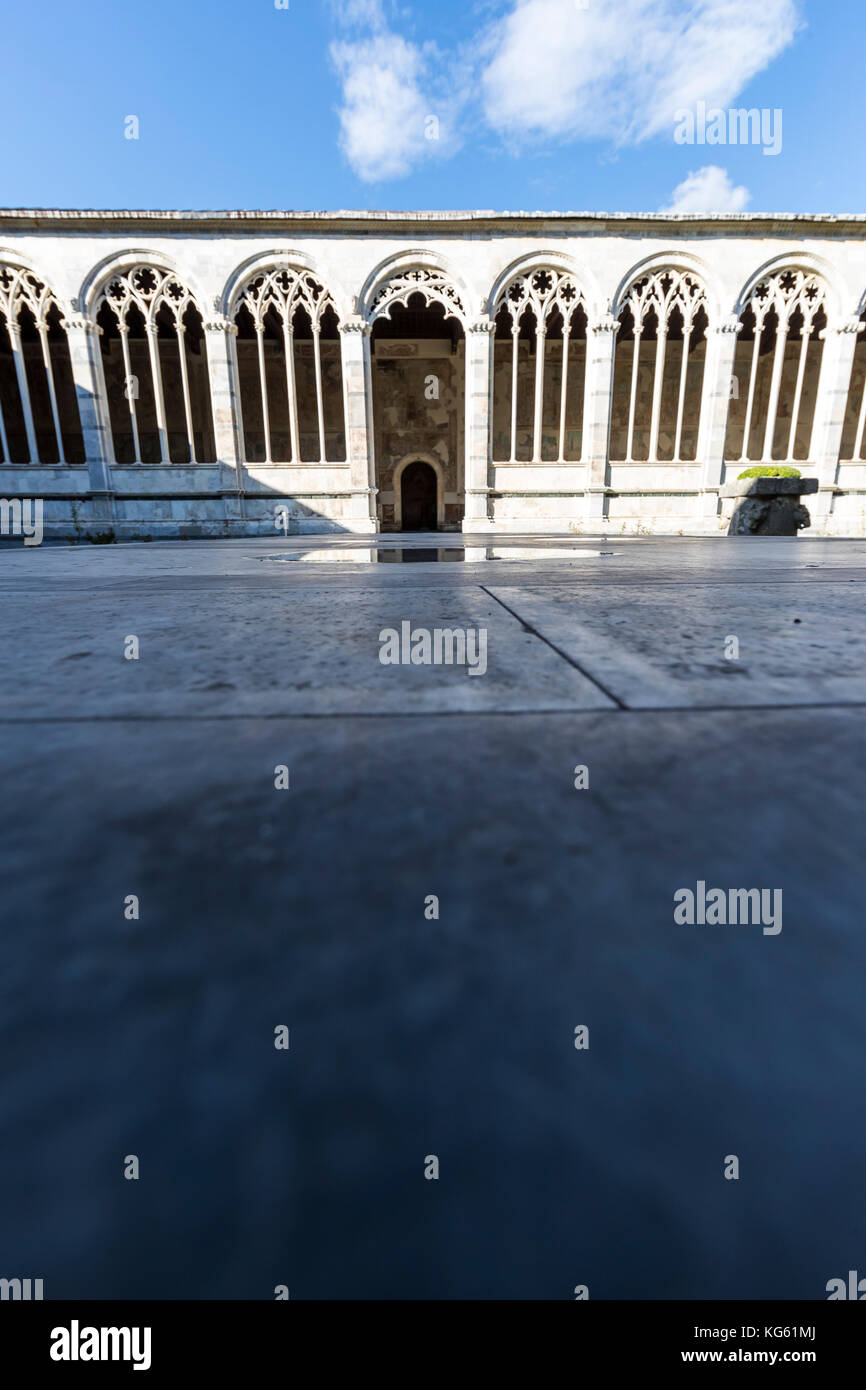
[720,477,819,497]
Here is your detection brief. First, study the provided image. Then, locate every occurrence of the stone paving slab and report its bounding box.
[2,533,866,586]
[0,586,616,717]
[486,581,866,708]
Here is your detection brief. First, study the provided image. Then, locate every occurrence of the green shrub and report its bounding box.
[737,465,802,480]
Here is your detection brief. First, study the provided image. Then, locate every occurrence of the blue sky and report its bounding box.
[0,0,860,214]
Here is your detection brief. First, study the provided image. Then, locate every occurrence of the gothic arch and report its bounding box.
[91,260,213,465]
[725,262,831,464]
[358,251,469,327]
[0,256,84,464]
[392,451,446,529]
[229,259,345,464]
[79,248,206,321]
[222,251,327,323]
[487,251,600,324]
[734,253,842,321]
[610,261,711,464]
[612,251,719,324]
[489,258,591,463]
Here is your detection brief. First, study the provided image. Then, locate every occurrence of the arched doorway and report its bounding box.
[400,459,438,530]
[366,277,466,532]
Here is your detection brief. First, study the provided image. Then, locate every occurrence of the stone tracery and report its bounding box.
[95,264,213,465]
[610,269,709,464]
[0,264,84,464]
[231,265,345,463]
[725,268,828,464]
[491,267,588,463]
[368,267,465,325]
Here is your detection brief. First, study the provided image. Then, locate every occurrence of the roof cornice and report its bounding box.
[0,208,865,237]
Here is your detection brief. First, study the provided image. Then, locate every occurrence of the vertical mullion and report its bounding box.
[532,321,546,463]
[38,324,66,463]
[8,321,39,463]
[558,323,570,462]
[510,323,519,461]
[284,319,300,463]
[672,319,692,462]
[312,322,327,463]
[255,323,272,464]
[763,320,789,461]
[146,323,170,463]
[786,322,811,461]
[175,322,197,464]
[648,320,668,463]
[625,327,642,463]
[118,324,142,464]
[740,327,763,461]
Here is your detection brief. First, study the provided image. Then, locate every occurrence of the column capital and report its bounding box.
[469,317,496,335]
[63,315,101,336]
[204,316,238,336]
[340,315,372,337]
[711,314,743,335]
[590,315,619,336]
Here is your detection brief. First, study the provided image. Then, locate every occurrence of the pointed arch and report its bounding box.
[488,251,601,323]
[0,259,84,464]
[392,452,446,529]
[490,261,589,463]
[358,251,469,328]
[610,264,710,463]
[229,260,345,464]
[725,264,830,464]
[92,261,213,465]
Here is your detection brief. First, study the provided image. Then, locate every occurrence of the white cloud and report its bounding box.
[661,165,750,214]
[480,0,801,147]
[330,1,473,183]
[331,0,386,29]
[327,0,800,182]
[331,33,440,182]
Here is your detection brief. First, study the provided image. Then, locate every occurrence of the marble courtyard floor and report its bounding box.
[0,533,863,1298]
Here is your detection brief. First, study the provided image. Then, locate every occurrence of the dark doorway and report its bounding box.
[400,460,438,530]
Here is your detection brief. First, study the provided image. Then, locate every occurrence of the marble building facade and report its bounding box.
[1,207,866,538]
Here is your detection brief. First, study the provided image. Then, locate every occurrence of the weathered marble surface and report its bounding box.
[0,534,863,1298]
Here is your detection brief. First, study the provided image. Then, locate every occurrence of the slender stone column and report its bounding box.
[463,317,495,530]
[532,324,546,463]
[204,314,244,495]
[698,315,741,519]
[7,319,39,463]
[339,316,377,529]
[810,317,861,526]
[145,323,170,463]
[64,312,113,494]
[583,313,618,523]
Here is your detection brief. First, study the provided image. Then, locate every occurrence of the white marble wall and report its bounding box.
[1,211,865,537]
